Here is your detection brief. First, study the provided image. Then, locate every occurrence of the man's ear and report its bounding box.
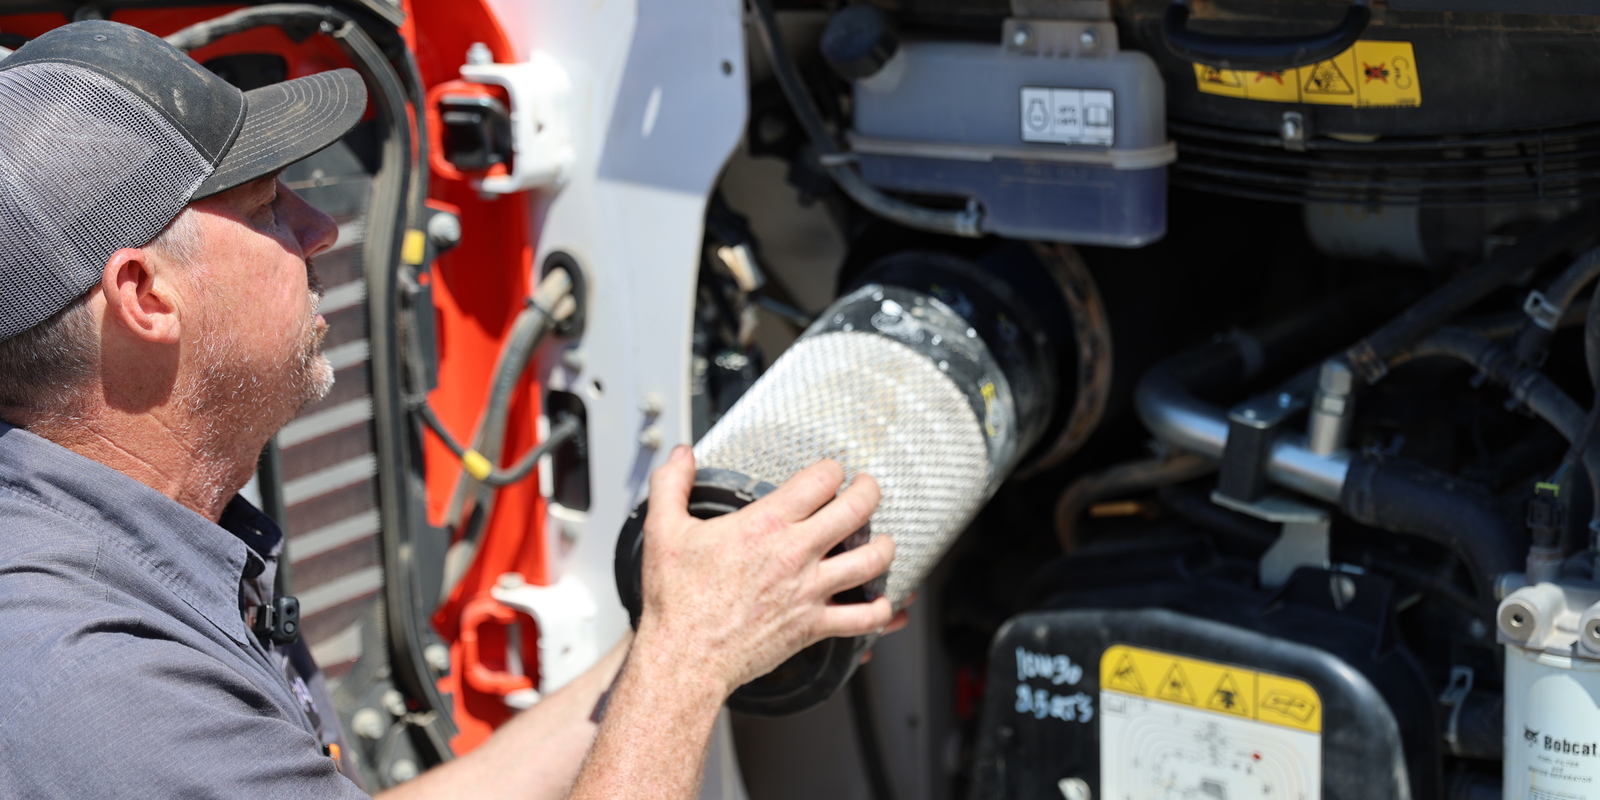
[100,248,183,344]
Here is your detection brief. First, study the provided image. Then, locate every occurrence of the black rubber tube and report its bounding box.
[1511,244,1600,365]
[1407,327,1600,537]
[1339,457,1520,614]
[1343,207,1600,383]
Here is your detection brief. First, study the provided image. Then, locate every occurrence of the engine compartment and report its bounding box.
[714,3,1600,799]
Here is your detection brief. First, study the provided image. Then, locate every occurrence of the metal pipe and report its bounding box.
[1135,340,1349,504]
[1307,359,1355,456]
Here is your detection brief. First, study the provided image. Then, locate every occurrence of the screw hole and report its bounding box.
[720,60,733,75]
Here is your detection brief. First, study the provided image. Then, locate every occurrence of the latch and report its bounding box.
[492,572,599,694]
[456,49,574,194]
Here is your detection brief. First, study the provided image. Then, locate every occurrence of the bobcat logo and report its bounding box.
[1526,727,1540,746]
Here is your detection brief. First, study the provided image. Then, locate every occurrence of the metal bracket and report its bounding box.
[1218,384,1309,502]
[1211,491,1330,588]
[1003,18,1120,56]
[1439,666,1474,755]
[1523,289,1563,331]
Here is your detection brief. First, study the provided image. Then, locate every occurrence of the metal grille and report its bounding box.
[1172,119,1600,206]
[275,159,380,683]
[0,62,209,340]
[693,330,992,606]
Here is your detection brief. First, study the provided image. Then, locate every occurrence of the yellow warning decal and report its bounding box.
[1099,644,1321,732]
[1193,40,1420,108]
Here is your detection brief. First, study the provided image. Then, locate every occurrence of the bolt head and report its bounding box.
[639,425,664,450]
[1079,29,1099,48]
[351,707,386,740]
[389,759,420,783]
[1012,27,1030,46]
[426,212,462,249]
[640,392,666,417]
[1277,392,1293,408]
[382,689,408,717]
[424,643,451,673]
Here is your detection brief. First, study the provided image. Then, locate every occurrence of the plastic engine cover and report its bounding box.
[970,607,1414,800]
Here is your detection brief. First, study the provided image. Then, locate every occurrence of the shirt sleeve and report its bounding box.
[0,634,371,800]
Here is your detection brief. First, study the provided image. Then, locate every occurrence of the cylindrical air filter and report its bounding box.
[617,251,1065,715]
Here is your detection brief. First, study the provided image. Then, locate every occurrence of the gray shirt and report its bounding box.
[0,422,368,798]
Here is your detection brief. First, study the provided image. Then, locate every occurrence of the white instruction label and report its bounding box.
[1099,644,1321,800]
[1020,87,1114,146]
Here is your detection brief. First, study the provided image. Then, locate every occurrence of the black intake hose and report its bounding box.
[1512,244,1600,365]
[1340,457,1520,615]
[1343,207,1600,384]
[1405,327,1600,539]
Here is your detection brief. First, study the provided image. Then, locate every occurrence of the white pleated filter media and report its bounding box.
[693,330,993,606]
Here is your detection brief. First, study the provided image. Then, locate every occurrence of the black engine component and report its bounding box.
[970,542,1438,800]
[1117,0,1600,205]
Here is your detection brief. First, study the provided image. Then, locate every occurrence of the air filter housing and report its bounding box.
[618,252,1065,715]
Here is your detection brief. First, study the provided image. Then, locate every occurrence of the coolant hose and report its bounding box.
[1342,207,1600,383]
[1512,244,1600,364]
[1406,326,1600,538]
[1339,457,1520,614]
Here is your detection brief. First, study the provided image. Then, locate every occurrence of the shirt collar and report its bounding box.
[0,421,259,645]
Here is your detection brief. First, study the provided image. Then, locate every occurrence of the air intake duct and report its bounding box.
[617,250,1066,715]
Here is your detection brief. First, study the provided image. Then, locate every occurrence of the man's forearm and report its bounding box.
[566,625,730,800]
[376,633,630,800]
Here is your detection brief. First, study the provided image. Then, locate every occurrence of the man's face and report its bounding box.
[179,175,339,439]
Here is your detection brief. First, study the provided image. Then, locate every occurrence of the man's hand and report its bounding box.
[637,445,896,696]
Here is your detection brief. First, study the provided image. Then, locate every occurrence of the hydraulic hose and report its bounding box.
[1512,243,1600,365]
[1340,456,1520,615]
[745,0,981,238]
[1054,451,1216,553]
[420,406,582,488]
[1405,326,1600,539]
[441,268,576,527]
[1342,207,1600,384]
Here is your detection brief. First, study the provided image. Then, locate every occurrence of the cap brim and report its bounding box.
[191,68,367,200]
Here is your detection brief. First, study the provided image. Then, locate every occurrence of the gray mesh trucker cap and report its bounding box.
[0,20,368,341]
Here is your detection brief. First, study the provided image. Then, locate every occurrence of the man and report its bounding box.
[0,20,896,799]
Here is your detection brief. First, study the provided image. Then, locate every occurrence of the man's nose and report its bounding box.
[278,179,339,259]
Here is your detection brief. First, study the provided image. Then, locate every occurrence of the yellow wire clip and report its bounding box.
[462,450,493,482]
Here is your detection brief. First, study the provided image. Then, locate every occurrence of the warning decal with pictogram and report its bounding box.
[1303,60,1354,95]
[1098,644,1321,733]
[1104,652,1144,694]
[1156,662,1196,705]
[1206,671,1252,717]
[1193,39,1420,108]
